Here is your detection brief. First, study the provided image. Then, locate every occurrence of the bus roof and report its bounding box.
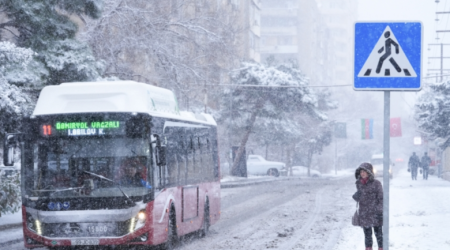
[32,81,216,126]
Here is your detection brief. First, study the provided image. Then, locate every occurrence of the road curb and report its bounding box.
[0,222,22,231]
[221,177,300,189]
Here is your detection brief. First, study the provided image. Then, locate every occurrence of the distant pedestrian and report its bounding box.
[352,162,383,250]
[421,152,432,180]
[408,152,420,180]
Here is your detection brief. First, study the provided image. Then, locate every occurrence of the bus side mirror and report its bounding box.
[155,146,166,166]
[152,134,166,166]
[3,134,18,166]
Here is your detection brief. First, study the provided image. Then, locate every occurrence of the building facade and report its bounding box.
[316,0,358,86]
[260,0,331,86]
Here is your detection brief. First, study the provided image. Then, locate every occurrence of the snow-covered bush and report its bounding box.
[0,171,21,217]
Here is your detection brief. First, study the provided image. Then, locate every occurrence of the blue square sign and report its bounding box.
[354,22,422,90]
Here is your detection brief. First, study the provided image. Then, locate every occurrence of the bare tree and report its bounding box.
[80,0,242,110]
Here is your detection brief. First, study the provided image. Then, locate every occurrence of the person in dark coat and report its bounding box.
[408,152,420,180]
[353,162,383,250]
[421,152,431,180]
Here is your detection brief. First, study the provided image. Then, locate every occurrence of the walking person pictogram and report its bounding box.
[376,31,401,76]
[357,25,417,78]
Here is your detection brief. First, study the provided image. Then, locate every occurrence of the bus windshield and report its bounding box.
[26,137,151,199]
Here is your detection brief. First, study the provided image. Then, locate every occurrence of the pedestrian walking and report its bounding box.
[421,152,432,180]
[408,152,420,180]
[352,162,383,250]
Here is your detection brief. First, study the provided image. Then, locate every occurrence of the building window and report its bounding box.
[278,37,293,45]
[330,1,345,9]
[261,17,297,27]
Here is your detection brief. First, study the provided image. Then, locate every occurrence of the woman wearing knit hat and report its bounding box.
[352,162,384,250]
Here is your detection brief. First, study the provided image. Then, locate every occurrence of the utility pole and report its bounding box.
[427,43,450,82]
[429,10,450,81]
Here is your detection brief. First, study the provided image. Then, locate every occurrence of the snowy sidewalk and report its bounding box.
[220,175,301,188]
[335,167,450,250]
[0,208,22,229]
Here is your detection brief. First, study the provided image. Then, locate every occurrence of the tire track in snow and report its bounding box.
[276,187,327,250]
[318,186,356,250]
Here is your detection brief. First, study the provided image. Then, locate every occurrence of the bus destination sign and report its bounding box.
[41,121,126,137]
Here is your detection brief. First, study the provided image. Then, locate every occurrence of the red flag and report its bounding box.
[390,117,402,137]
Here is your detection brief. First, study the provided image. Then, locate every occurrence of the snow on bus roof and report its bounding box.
[32,81,216,126]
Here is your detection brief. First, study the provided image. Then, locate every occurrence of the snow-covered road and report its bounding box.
[3,167,450,250]
[178,176,356,250]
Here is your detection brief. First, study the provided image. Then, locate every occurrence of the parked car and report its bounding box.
[291,166,321,177]
[246,155,286,177]
[370,154,393,179]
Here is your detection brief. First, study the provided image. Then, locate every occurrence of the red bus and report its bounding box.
[3,81,220,249]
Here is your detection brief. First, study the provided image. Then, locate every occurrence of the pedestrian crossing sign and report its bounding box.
[354,22,422,90]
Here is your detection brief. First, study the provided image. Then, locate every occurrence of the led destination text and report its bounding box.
[68,128,106,136]
[56,121,120,130]
[51,121,121,136]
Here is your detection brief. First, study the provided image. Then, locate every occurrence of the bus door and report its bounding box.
[159,127,199,223]
[182,135,199,222]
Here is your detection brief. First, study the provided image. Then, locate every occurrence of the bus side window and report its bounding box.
[212,138,220,180]
[165,147,178,187]
[186,136,195,184]
[199,137,207,182]
[179,134,187,185]
[164,128,186,187]
[197,136,204,182]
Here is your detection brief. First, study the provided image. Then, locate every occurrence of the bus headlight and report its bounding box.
[130,210,147,233]
[138,211,146,222]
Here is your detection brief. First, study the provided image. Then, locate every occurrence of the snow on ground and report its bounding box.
[322,168,355,178]
[0,227,23,244]
[334,167,450,250]
[179,177,356,250]
[0,208,21,227]
[0,209,23,245]
[220,175,269,183]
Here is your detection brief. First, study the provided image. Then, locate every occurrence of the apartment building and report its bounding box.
[260,0,331,86]
[238,0,262,62]
[316,0,358,86]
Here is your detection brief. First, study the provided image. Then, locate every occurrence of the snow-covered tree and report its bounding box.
[0,0,103,86]
[252,118,303,159]
[0,42,34,137]
[294,119,334,176]
[219,61,323,176]
[81,0,240,109]
[415,81,450,141]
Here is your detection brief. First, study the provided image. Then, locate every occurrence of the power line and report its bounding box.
[203,83,352,88]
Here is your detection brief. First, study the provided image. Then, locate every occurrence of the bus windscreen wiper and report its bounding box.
[32,187,84,196]
[83,171,135,206]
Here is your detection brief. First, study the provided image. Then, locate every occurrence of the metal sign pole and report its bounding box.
[383,90,390,250]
